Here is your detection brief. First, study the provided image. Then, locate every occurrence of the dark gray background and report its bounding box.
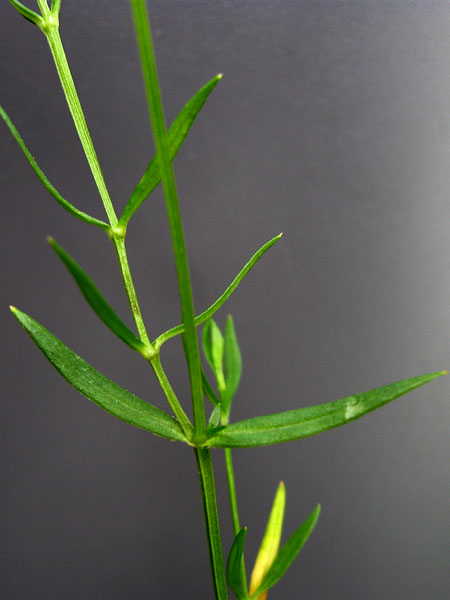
[1,1,449,598]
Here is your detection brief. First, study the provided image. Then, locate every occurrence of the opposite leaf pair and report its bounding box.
[0,73,221,232]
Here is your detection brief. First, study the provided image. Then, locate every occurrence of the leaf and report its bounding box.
[9,0,43,26]
[202,368,220,407]
[48,237,146,354]
[227,527,248,599]
[155,234,282,348]
[250,505,320,599]
[202,320,214,372]
[207,372,446,448]
[249,482,286,600]
[222,315,242,415]
[119,74,222,226]
[0,105,109,231]
[203,319,226,392]
[11,307,187,442]
[208,404,222,429]
[210,321,225,391]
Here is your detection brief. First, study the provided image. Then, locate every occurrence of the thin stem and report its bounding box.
[130,0,205,439]
[43,22,118,227]
[151,356,193,440]
[113,236,151,344]
[113,236,192,438]
[224,448,242,535]
[195,448,229,600]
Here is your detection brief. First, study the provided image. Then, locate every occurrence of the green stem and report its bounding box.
[43,18,118,227]
[36,0,50,16]
[130,6,226,594]
[195,448,229,600]
[130,0,205,438]
[151,355,193,440]
[224,449,240,534]
[113,236,151,344]
[113,235,192,438]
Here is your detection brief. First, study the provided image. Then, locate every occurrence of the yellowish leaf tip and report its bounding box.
[46,235,54,244]
[217,73,223,80]
[10,305,17,313]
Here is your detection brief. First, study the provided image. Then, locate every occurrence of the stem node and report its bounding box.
[140,343,158,361]
[110,224,127,240]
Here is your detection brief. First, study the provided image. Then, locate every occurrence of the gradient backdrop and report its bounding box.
[1,1,450,598]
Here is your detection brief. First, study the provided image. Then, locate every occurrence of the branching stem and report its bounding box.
[41,9,192,439]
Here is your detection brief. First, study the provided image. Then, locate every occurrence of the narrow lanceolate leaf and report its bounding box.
[249,482,286,600]
[202,368,220,407]
[0,106,109,231]
[11,307,186,442]
[155,234,283,348]
[222,315,242,414]
[119,74,222,226]
[9,0,43,26]
[202,319,215,372]
[203,319,226,392]
[250,505,320,599]
[48,237,146,354]
[207,372,446,448]
[227,528,248,599]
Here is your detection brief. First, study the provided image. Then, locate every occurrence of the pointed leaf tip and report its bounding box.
[208,371,445,448]
[120,73,223,225]
[11,307,186,442]
[155,233,283,349]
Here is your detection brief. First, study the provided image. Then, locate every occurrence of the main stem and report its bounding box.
[130,1,227,597]
[129,0,205,437]
[196,448,228,600]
